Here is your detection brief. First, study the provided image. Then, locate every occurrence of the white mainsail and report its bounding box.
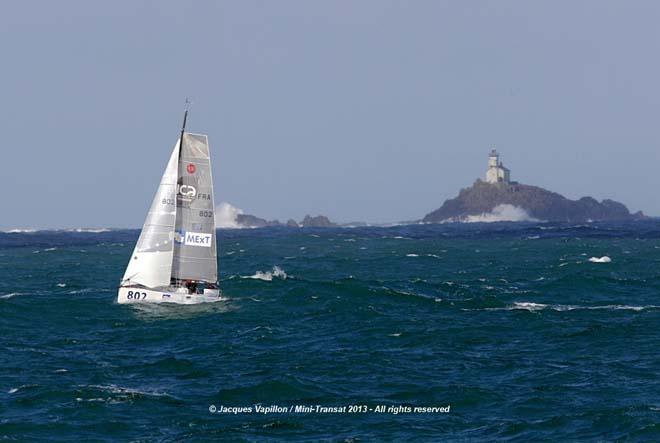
[121,141,180,288]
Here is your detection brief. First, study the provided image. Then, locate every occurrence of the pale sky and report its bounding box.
[2,1,659,228]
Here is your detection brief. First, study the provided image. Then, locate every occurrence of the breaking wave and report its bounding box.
[242,266,288,281]
[463,204,538,223]
[215,202,244,229]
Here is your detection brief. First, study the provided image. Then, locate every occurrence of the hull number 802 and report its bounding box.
[126,290,147,300]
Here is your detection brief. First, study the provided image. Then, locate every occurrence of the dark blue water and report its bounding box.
[2,221,660,441]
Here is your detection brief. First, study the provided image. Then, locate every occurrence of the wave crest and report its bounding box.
[464,204,538,223]
[242,266,288,281]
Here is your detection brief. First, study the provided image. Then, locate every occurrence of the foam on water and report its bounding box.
[243,266,288,281]
[480,302,660,312]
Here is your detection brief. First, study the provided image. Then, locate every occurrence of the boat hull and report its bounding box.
[117,286,222,305]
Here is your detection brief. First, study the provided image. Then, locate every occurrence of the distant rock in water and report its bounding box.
[424,180,645,223]
[300,215,337,228]
[235,214,281,228]
[217,202,339,229]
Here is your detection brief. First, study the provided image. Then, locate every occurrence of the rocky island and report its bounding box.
[423,150,645,223]
[227,210,338,229]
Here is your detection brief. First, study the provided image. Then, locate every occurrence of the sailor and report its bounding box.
[186,280,197,294]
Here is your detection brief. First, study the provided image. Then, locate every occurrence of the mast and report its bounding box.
[179,99,190,159]
[172,100,190,286]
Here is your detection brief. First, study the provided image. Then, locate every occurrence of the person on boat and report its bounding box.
[184,279,198,294]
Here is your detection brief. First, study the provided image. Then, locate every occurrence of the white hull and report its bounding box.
[117,286,222,305]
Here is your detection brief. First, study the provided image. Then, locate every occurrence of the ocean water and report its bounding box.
[2,221,660,441]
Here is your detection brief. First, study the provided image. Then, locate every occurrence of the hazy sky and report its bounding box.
[2,1,660,229]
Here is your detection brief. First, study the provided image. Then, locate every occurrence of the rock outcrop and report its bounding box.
[235,214,281,228]
[423,180,645,223]
[230,213,337,229]
[300,215,337,228]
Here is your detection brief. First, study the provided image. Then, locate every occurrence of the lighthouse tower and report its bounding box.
[485,149,511,184]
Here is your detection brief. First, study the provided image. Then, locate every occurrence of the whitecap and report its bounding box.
[82,384,170,398]
[57,283,66,287]
[66,228,111,233]
[7,384,35,393]
[406,253,419,257]
[0,292,20,299]
[242,266,288,281]
[589,256,611,263]
[511,302,548,311]
[67,288,95,294]
[481,302,660,313]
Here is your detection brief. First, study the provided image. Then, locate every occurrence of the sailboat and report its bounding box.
[118,109,221,304]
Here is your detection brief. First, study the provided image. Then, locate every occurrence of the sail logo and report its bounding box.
[187,163,196,174]
[175,230,212,247]
[178,184,197,198]
[176,177,198,208]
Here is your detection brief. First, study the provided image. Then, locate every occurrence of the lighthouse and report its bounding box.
[485,149,511,184]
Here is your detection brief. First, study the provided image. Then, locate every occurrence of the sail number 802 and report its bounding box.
[126,290,147,300]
